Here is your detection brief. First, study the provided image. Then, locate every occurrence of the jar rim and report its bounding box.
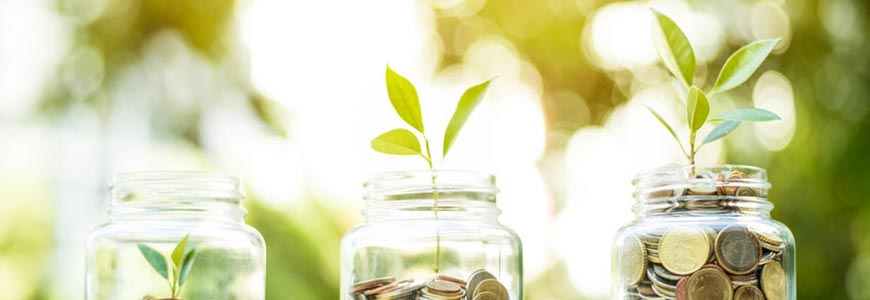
[111,170,244,206]
[364,170,498,204]
[365,169,497,191]
[631,164,773,216]
[633,164,768,188]
[113,170,240,185]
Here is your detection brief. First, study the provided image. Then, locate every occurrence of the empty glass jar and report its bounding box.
[612,165,795,300]
[86,171,266,300]
[340,170,523,300]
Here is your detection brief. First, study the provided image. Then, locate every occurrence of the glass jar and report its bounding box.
[86,171,266,300]
[612,165,795,300]
[340,170,523,300]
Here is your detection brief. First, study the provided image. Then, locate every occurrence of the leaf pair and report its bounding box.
[649,8,782,163]
[651,9,780,94]
[372,66,492,166]
[137,234,198,297]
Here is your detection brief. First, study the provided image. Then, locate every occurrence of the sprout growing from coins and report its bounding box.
[646,8,782,165]
[371,66,493,272]
[137,234,197,300]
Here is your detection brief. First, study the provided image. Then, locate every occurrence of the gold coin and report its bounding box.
[734,285,764,300]
[472,291,498,300]
[761,261,786,300]
[426,279,461,294]
[715,224,761,275]
[686,268,732,300]
[659,226,710,275]
[474,279,509,300]
[735,186,757,197]
[619,235,647,285]
[754,228,785,246]
[466,269,496,298]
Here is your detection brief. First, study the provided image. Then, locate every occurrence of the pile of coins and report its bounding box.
[641,170,768,214]
[350,269,510,300]
[618,223,787,300]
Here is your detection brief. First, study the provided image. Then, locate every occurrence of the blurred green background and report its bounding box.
[0,0,868,299]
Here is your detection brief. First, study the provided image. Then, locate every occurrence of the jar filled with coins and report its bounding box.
[86,171,266,299]
[613,165,795,300]
[341,170,522,300]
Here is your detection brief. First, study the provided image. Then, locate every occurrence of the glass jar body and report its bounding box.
[612,165,795,300]
[340,171,523,300]
[85,172,266,300]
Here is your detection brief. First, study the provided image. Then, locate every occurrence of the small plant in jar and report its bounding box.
[613,8,794,300]
[137,234,197,300]
[346,66,514,300]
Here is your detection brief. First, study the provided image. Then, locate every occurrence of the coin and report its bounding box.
[367,278,412,296]
[688,183,717,195]
[651,263,682,281]
[434,274,467,288]
[674,277,688,300]
[466,269,496,298]
[646,265,677,290]
[733,285,764,300]
[715,224,761,275]
[352,277,396,293]
[755,229,785,246]
[471,291,498,300]
[474,278,509,300]
[620,235,647,285]
[425,279,462,295]
[761,261,786,300]
[651,281,675,298]
[659,226,711,275]
[686,267,732,300]
[734,186,756,197]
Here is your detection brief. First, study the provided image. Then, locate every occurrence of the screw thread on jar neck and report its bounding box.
[109,171,247,221]
[363,170,501,222]
[632,165,774,218]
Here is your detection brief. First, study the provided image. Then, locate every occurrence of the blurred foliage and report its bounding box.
[246,196,344,299]
[4,0,868,298]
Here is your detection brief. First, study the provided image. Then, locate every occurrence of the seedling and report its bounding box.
[371,66,493,272]
[137,234,197,300]
[646,8,782,165]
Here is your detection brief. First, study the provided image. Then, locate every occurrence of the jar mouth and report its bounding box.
[632,165,773,216]
[111,170,244,206]
[364,170,498,203]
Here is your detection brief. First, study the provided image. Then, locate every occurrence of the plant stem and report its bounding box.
[688,131,697,166]
[423,137,442,273]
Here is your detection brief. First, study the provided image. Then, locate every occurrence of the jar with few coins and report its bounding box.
[612,165,795,300]
[340,170,523,300]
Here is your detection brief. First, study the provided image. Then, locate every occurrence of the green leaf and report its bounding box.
[443,79,492,157]
[703,120,741,144]
[711,108,781,122]
[137,244,168,279]
[644,105,687,156]
[178,249,197,287]
[686,87,710,131]
[651,8,696,87]
[371,129,422,155]
[710,39,780,94]
[385,66,425,133]
[171,234,190,268]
